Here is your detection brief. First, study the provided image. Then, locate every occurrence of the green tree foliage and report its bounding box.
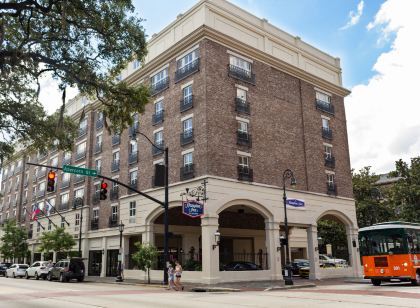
[38,227,76,255]
[388,158,420,222]
[131,242,157,284]
[352,166,395,228]
[317,219,348,259]
[0,219,29,262]
[0,1,149,160]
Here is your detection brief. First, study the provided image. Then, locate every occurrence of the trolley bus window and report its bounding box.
[359,229,408,256]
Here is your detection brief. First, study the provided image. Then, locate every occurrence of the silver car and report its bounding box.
[5,264,29,278]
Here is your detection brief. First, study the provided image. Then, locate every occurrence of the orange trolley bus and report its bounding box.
[359,221,420,286]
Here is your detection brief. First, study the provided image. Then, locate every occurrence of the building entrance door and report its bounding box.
[88,250,102,276]
[106,249,119,277]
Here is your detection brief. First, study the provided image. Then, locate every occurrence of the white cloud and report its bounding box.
[346,0,420,173]
[340,1,364,30]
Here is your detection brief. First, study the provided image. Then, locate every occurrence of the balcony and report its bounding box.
[94,143,102,154]
[175,58,200,83]
[91,219,99,230]
[73,197,84,208]
[61,180,70,189]
[238,165,253,182]
[111,160,120,172]
[228,64,256,85]
[112,135,120,146]
[96,119,104,130]
[235,98,250,115]
[327,183,337,196]
[152,142,164,156]
[62,157,71,166]
[78,126,87,138]
[180,129,194,146]
[129,152,138,165]
[74,174,85,184]
[180,164,194,181]
[322,127,333,140]
[75,151,86,162]
[150,76,169,96]
[316,100,335,115]
[110,187,119,200]
[109,216,119,228]
[129,124,139,137]
[152,110,164,125]
[128,180,138,194]
[180,95,193,112]
[325,156,336,168]
[237,131,252,147]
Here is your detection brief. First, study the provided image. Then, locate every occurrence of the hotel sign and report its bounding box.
[286,199,305,208]
[182,200,204,218]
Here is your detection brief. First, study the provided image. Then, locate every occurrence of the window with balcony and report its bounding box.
[180,118,194,146]
[94,134,103,154]
[74,188,84,207]
[129,113,139,136]
[180,152,194,180]
[327,173,337,195]
[75,142,86,161]
[129,201,136,223]
[60,193,69,210]
[315,91,334,115]
[109,205,118,227]
[96,111,104,129]
[129,170,138,193]
[112,134,120,146]
[152,99,164,125]
[50,157,58,168]
[47,198,55,215]
[180,85,193,112]
[62,152,71,166]
[38,182,45,198]
[150,68,169,96]
[235,88,250,114]
[74,164,86,184]
[228,55,255,85]
[238,156,253,181]
[324,145,335,168]
[153,131,164,156]
[129,141,138,164]
[237,121,251,147]
[91,208,99,230]
[61,173,70,189]
[78,118,87,137]
[175,49,200,82]
[38,166,46,178]
[110,182,119,200]
[92,183,100,205]
[322,118,332,139]
[112,151,120,172]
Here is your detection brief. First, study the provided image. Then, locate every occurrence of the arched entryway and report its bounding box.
[317,214,349,264]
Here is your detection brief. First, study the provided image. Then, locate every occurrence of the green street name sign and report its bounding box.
[63,165,97,177]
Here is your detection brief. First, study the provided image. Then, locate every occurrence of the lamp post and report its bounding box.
[282,169,296,286]
[73,197,84,257]
[131,130,169,285]
[116,221,125,282]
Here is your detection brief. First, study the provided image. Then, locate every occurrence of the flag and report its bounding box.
[44,200,53,217]
[31,204,41,221]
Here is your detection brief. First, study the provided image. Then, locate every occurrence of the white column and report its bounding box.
[53,251,57,263]
[122,235,129,270]
[201,215,220,284]
[100,236,107,277]
[346,226,362,277]
[40,252,44,261]
[30,244,35,264]
[143,224,154,245]
[307,224,320,280]
[265,221,283,281]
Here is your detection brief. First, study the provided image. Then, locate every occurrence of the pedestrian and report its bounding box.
[174,260,184,291]
[167,264,177,290]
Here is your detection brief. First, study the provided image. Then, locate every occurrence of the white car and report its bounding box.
[5,264,29,278]
[319,254,347,266]
[25,261,51,280]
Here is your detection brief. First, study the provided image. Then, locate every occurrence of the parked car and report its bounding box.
[25,261,51,280]
[221,261,262,271]
[47,258,85,282]
[5,264,29,278]
[319,254,347,266]
[291,259,310,275]
[299,266,310,278]
[0,263,13,277]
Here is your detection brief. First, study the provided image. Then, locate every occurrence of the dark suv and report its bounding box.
[0,263,12,276]
[47,258,85,282]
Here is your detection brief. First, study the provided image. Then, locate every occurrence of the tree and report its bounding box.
[38,227,76,256]
[0,1,149,160]
[317,219,348,260]
[131,242,157,284]
[0,219,29,262]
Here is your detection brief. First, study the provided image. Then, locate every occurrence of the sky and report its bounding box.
[40,0,420,175]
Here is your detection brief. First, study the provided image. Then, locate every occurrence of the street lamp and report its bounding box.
[116,221,125,282]
[131,130,169,284]
[282,169,296,286]
[73,197,84,258]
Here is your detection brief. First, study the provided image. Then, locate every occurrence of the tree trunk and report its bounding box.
[147,268,150,284]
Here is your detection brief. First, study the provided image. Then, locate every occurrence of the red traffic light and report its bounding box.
[101,182,108,189]
[48,171,56,180]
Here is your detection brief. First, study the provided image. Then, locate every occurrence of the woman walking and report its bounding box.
[167,264,177,290]
[174,260,184,291]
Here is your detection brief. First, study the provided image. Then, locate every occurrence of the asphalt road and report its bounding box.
[1,276,420,308]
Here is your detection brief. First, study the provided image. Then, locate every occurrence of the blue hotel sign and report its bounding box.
[286,199,305,208]
[182,200,204,218]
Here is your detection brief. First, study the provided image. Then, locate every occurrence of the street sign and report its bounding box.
[63,165,97,177]
[182,200,204,218]
[286,199,305,208]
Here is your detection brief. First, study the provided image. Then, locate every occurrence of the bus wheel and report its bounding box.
[411,271,420,286]
[371,279,382,286]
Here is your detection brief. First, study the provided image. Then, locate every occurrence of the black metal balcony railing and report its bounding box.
[110,187,119,200]
[75,174,84,184]
[152,110,164,125]
[129,152,138,165]
[111,160,120,172]
[92,192,100,205]
[180,95,193,112]
[325,156,336,168]
[75,151,86,161]
[73,197,84,208]
[322,127,333,140]
[175,58,200,83]
[238,165,253,182]
[128,180,138,194]
[78,126,87,138]
[96,119,104,130]
[237,131,252,147]
[112,135,120,146]
[62,157,71,166]
[180,129,194,146]
[94,143,102,154]
[228,64,256,85]
[150,76,169,96]
[327,183,337,196]
[152,142,164,156]
[109,216,119,228]
[316,100,335,115]
[180,164,195,181]
[61,180,70,189]
[235,97,250,115]
[129,124,139,136]
[91,219,99,230]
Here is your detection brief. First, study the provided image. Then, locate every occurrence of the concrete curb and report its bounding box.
[264,283,316,291]
[191,287,241,292]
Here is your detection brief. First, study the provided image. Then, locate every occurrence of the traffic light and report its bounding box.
[47,171,56,192]
[100,181,108,200]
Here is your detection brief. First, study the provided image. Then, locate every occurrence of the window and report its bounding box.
[324,145,332,159]
[81,96,88,106]
[51,157,58,168]
[63,151,71,162]
[154,131,163,145]
[238,121,248,133]
[239,156,249,168]
[96,134,102,146]
[97,111,103,122]
[316,91,331,104]
[183,85,192,100]
[93,208,99,220]
[76,142,86,155]
[95,159,102,172]
[62,172,70,183]
[38,182,45,193]
[327,174,335,185]
[75,213,80,226]
[113,151,120,163]
[38,201,44,212]
[322,118,330,129]
[129,201,136,223]
[61,193,69,206]
[17,160,22,169]
[230,56,251,72]
[133,60,140,69]
[183,118,193,133]
[183,152,193,167]
[47,198,55,215]
[155,100,163,114]
[79,118,87,130]
[151,69,168,87]
[130,140,138,154]
[130,170,138,184]
[133,113,139,128]
[237,88,247,101]
[111,205,118,221]
[61,217,65,228]
[177,49,198,69]
[74,187,84,200]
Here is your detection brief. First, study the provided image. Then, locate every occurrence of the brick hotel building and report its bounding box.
[0,0,361,283]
